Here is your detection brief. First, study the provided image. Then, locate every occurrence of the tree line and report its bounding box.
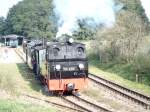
[90,0,150,85]
[0,0,94,39]
[0,0,57,39]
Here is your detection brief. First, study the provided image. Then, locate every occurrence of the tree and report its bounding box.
[73,22,96,40]
[0,17,6,35]
[6,0,57,39]
[95,11,147,63]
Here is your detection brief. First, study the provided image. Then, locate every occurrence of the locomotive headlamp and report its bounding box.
[23,40,27,43]
[67,83,75,91]
[79,63,84,70]
[68,38,74,43]
[56,65,61,70]
[46,42,51,45]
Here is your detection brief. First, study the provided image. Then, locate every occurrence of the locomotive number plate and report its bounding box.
[63,67,76,71]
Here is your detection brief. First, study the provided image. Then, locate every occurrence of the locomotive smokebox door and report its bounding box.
[66,83,75,91]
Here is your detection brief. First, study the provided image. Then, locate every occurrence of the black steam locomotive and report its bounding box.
[23,37,88,93]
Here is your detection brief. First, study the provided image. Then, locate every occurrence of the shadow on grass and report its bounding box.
[16,63,76,96]
[16,63,57,96]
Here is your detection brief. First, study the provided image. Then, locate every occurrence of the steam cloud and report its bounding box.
[53,0,117,38]
[140,0,150,21]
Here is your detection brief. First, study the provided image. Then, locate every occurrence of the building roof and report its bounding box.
[2,34,25,39]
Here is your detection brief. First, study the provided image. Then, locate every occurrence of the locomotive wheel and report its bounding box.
[58,91,64,96]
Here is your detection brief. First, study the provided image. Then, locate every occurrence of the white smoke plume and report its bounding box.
[53,0,117,38]
[140,0,150,21]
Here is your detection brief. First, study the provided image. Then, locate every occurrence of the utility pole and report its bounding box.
[5,37,6,46]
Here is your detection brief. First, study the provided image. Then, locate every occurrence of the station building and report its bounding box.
[0,34,24,47]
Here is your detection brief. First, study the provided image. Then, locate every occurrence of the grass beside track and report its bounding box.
[89,64,150,95]
[0,63,57,112]
[0,99,56,112]
[0,64,21,94]
[81,40,150,95]
[0,63,41,95]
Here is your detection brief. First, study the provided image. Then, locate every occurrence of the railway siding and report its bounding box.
[22,94,84,112]
[62,95,113,112]
[15,46,150,111]
[89,73,150,109]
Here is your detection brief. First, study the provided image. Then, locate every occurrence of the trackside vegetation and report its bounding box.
[0,63,58,112]
[80,40,150,95]
[85,0,150,88]
[0,99,56,112]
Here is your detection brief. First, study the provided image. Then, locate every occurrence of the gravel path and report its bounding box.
[0,47,23,63]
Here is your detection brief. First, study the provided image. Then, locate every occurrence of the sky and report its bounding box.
[140,0,150,21]
[0,0,23,18]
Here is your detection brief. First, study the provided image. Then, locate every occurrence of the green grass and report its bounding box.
[0,99,56,112]
[0,63,58,111]
[0,63,43,95]
[89,61,150,95]
[0,64,20,95]
[15,63,43,93]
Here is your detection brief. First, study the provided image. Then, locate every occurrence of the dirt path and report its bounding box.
[0,47,23,63]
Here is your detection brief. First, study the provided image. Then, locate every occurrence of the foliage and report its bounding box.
[89,63,150,94]
[93,0,149,63]
[89,0,150,85]
[74,0,149,40]
[73,20,97,40]
[5,0,56,39]
[118,0,148,22]
[0,17,6,35]
[133,53,150,75]
[95,11,147,63]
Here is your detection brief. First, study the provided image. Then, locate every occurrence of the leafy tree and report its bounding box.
[0,17,6,35]
[90,0,150,84]
[118,0,148,22]
[95,11,147,63]
[73,24,96,40]
[6,0,56,39]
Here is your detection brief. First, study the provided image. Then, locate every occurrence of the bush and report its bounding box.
[133,54,150,74]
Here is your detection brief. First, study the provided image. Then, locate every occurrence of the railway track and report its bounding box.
[22,94,84,112]
[15,48,113,112]
[23,93,113,112]
[89,73,150,109]
[61,94,113,112]
[15,49,83,112]
[15,47,150,110]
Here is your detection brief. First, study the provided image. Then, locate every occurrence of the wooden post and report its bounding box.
[140,75,142,83]
[136,74,139,83]
[5,37,6,46]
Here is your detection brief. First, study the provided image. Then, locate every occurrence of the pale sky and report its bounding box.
[0,0,23,18]
[140,0,150,21]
